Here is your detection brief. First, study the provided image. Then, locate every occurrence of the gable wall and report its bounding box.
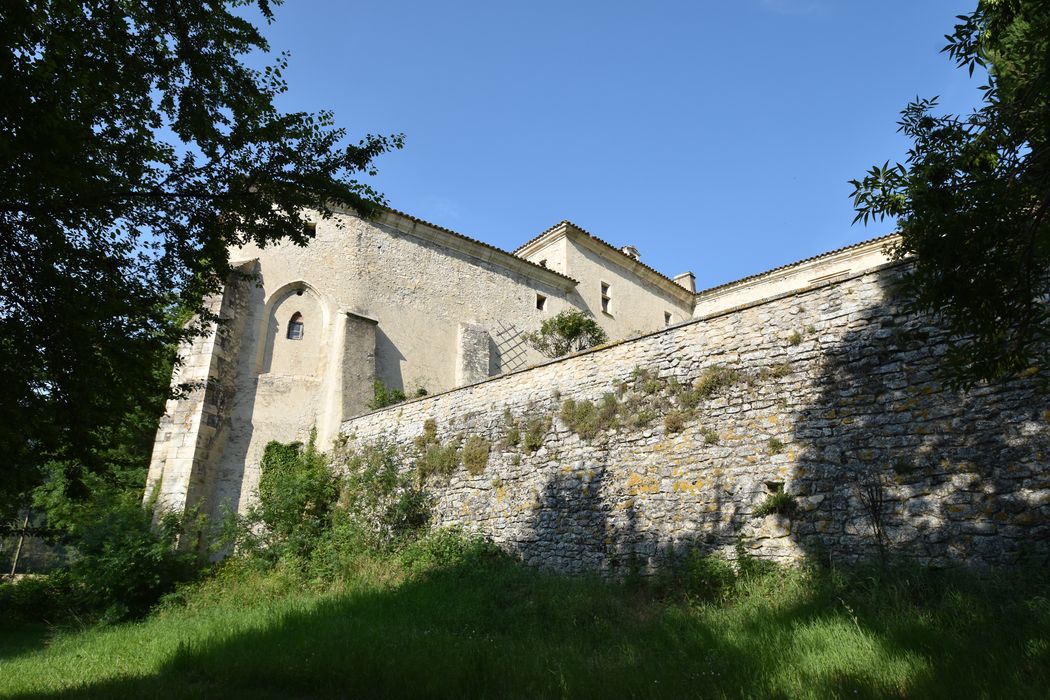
[562,236,694,337]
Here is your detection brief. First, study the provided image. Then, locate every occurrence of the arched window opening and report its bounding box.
[287,312,304,340]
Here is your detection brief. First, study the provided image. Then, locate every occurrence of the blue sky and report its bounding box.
[251,1,983,290]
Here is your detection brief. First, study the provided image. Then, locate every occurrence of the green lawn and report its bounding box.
[1,553,1048,699]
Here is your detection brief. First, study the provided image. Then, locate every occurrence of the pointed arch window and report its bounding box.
[287,312,305,340]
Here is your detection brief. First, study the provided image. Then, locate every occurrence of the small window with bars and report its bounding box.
[287,312,304,340]
[600,282,611,314]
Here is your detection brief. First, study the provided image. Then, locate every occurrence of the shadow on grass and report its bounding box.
[0,622,52,662]
[8,553,1050,700]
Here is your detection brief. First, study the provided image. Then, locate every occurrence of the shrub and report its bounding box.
[503,424,520,448]
[684,552,738,602]
[766,437,785,455]
[523,310,608,358]
[0,572,72,622]
[631,367,663,395]
[398,527,503,574]
[787,330,803,346]
[368,380,407,409]
[676,386,702,410]
[462,436,491,475]
[339,440,430,551]
[623,408,657,429]
[414,418,439,449]
[256,439,337,559]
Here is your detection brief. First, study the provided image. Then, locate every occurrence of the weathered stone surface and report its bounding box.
[341,265,1050,573]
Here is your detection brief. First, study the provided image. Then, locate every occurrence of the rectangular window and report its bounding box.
[664,312,672,326]
[600,282,611,314]
[536,294,547,310]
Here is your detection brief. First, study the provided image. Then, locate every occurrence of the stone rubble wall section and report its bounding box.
[340,265,1050,573]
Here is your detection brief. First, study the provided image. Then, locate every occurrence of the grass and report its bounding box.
[1,548,1048,699]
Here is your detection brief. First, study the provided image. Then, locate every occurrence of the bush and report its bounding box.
[8,459,203,622]
[341,440,431,550]
[368,380,407,410]
[398,527,502,575]
[254,439,337,560]
[414,418,439,449]
[523,310,608,358]
[631,367,663,395]
[60,501,198,621]
[0,573,72,622]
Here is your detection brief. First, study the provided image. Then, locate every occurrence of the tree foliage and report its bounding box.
[523,310,609,359]
[0,1,402,516]
[850,1,1050,386]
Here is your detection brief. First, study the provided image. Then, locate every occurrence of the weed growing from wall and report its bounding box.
[368,381,428,410]
[664,410,687,434]
[753,490,797,517]
[462,436,491,475]
[552,364,752,443]
[694,365,744,398]
[757,363,792,382]
[561,395,619,440]
[522,416,551,452]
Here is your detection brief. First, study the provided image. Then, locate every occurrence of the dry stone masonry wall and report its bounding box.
[339,264,1050,573]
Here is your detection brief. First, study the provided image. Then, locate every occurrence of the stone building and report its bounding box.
[145,204,894,527]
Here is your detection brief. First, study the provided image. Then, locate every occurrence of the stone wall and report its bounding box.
[145,261,256,521]
[338,262,1050,573]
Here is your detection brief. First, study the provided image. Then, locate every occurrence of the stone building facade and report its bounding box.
[147,203,1023,573]
[147,205,770,524]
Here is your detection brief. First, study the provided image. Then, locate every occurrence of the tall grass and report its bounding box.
[1,535,1047,699]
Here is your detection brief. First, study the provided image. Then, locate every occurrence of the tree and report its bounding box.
[850,1,1049,387]
[0,1,402,518]
[523,310,608,359]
